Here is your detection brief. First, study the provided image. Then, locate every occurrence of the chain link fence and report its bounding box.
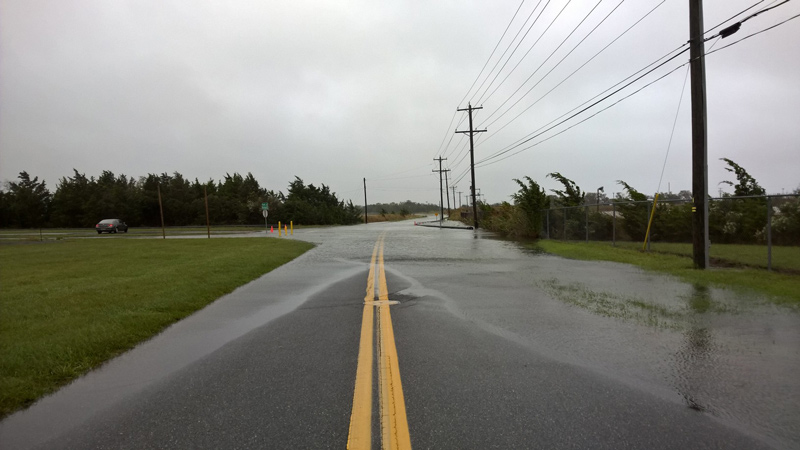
[541,194,800,271]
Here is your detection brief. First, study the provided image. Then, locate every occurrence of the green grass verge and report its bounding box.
[534,240,800,306]
[0,226,269,240]
[613,241,800,271]
[0,238,314,418]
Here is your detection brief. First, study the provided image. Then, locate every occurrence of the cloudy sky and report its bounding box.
[2,0,798,206]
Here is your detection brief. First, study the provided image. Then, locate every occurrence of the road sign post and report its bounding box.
[262,209,269,233]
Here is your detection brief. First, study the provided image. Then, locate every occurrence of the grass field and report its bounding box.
[0,226,268,240]
[535,240,800,306]
[613,241,800,272]
[0,238,314,418]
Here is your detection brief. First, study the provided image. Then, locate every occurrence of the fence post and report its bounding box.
[612,203,616,247]
[585,206,589,243]
[767,196,772,271]
[546,210,550,239]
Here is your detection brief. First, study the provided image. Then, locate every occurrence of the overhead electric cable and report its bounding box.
[656,65,691,195]
[433,0,526,159]
[705,0,792,40]
[478,46,690,164]
[480,43,689,162]
[477,63,688,168]
[477,12,799,168]
[706,11,800,53]
[459,0,527,104]
[471,0,551,105]
[477,0,667,145]
[480,0,585,106]
[480,0,626,127]
[703,0,765,36]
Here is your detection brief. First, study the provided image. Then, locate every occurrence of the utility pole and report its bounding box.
[444,168,452,218]
[457,191,463,209]
[690,0,709,269]
[451,185,457,212]
[456,103,486,229]
[433,157,447,222]
[363,178,368,224]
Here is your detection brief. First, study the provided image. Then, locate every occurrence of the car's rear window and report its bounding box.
[99,219,115,224]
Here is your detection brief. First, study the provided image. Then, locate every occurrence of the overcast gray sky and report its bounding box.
[2,0,798,206]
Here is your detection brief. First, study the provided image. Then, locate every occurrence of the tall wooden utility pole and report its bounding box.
[433,157,447,222]
[204,186,211,239]
[363,178,368,224]
[444,168,452,218]
[157,184,166,240]
[690,0,709,269]
[456,103,486,229]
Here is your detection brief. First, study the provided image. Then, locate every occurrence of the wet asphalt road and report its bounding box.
[1,219,798,449]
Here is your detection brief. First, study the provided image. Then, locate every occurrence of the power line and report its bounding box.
[706,11,800,55]
[656,64,691,195]
[480,0,584,106]
[704,0,766,36]
[433,1,527,160]
[475,9,799,168]
[480,0,625,128]
[471,0,552,105]
[477,0,667,145]
[477,0,791,156]
[479,45,690,164]
[705,0,792,40]
[460,0,527,104]
[477,62,688,168]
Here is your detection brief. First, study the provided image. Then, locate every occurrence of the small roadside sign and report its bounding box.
[262,210,269,218]
[262,203,269,211]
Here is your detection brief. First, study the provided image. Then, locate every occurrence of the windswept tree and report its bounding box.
[4,172,51,228]
[712,158,767,243]
[546,173,585,239]
[615,180,649,241]
[719,158,765,197]
[546,172,584,207]
[512,176,547,237]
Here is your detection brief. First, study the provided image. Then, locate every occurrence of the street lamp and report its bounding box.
[597,186,604,213]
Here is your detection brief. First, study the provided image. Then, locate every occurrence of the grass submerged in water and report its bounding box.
[533,240,800,306]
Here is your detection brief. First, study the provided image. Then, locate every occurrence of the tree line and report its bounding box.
[0,170,362,228]
[475,159,799,246]
[367,200,440,217]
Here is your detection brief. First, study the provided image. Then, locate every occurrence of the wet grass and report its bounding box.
[0,238,314,418]
[534,241,800,306]
[613,241,800,272]
[0,226,270,240]
[537,278,686,329]
[538,277,744,330]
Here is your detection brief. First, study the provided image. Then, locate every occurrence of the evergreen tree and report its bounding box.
[5,172,51,228]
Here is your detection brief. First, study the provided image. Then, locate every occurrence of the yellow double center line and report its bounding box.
[347,233,411,450]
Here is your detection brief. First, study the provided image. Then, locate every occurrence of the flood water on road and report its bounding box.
[299,220,800,449]
[2,220,796,449]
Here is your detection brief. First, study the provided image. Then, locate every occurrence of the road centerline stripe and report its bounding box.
[347,238,380,449]
[377,237,411,450]
[348,233,410,450]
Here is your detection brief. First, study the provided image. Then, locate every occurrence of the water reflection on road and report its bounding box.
[300,221,799,449]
